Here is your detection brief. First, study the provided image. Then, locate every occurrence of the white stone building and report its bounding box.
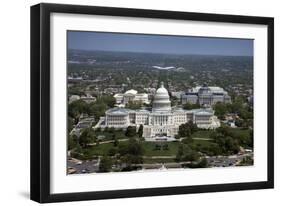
[114,89,149,105]
[95,82,220,140]
[181,83,231,106]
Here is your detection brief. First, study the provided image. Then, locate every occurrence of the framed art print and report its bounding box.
[30,3,274,203]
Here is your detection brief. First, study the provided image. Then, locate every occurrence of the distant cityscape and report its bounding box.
[67,32,253,174]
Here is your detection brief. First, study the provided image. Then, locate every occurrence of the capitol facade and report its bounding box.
[95,82,220,140]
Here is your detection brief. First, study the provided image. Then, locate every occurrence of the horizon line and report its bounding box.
[68,48,254,57]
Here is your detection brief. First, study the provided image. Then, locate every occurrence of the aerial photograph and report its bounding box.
[67,31,254,174]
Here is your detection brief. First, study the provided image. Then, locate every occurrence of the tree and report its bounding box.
[178,124,191,138]
[181,136,193,144]
[95,127,101,132]
[187,157,208,168]
[113,136,119,147]
[121,154,143,166]
[235,119,244,127]
[108,147,117,156]
[68,134,78,150]
[178,121,197,139]
[212,129,240,155]
[68,99,87,120]
[197,158,208,168]
[89,102,107,120]
[189,121,198,133]
[183,102,200,110]
[98,95,116,108]
[239,156,254,166]
[174,134,180,139]
[99,156,112,172]
[127,138,144,156]
[125,126,136,137]
[79,128,95,148]
[225,136,240,154]
[176,144,200,162]
[137,124,143,138]
[108,127,115,133]
[213,102,228,119]
[104,127,109,133]
[118,138,144,165]
[249,129,254,148]
[68,117,75,132]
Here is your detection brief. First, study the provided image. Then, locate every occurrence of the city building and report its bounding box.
[114,89,150,105]
[69,95,80,104]
[171,91,185,99]
[95,82,220,140]
[181,83,231,106]
[68,94,96,104]
[80,94,96,104]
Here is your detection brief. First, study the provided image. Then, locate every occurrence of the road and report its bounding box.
[206,153,253,167]
[67,157,100,174]
[67,152,253,174]
[88,138,129,146]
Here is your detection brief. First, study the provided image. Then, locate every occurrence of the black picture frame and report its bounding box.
[30,3,274,203]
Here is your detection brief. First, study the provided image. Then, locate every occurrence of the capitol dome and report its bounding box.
[152,82,171,112]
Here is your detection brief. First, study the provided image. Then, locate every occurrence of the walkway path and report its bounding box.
[143,155,176,159]
[88,138,129,146]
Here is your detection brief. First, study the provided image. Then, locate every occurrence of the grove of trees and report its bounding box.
[183,102,201,110]
[68,95,116,126]
[175,143,200,162]
[178,121,198,142]
[125,126,137,137]
[213,96,253,128]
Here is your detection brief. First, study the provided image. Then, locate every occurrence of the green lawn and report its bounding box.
[227,128,251,138]
[190,128,251,140]
[83,143,116,156]
[141,142,179,156]
[191,130,213,139]
[77,128,251,159]
[81,136,216,158]
[95,130,129,141]
[191,138,216,147]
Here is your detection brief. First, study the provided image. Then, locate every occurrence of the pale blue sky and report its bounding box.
[68,31,253,56]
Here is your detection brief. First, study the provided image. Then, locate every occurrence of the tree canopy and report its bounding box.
[99,156,112,172]
[178,121,198,139]
[125,126,137,137]
[79,128,95,148]
[137,124,143,138]
[183,102,201,110]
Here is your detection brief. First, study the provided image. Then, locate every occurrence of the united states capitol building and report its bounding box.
[95,82,220,140]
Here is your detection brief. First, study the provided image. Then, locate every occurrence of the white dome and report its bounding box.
[125,89,138,95]
[156,85,169,95]
[152,82,171,112]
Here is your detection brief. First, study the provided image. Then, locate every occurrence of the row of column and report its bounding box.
[154,115,169,125]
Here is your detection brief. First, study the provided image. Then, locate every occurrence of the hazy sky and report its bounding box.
[68,31,253,56]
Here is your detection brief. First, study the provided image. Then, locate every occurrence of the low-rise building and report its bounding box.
[181,83,231,106]
[114,89,150,105]
[80,94,96,104]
